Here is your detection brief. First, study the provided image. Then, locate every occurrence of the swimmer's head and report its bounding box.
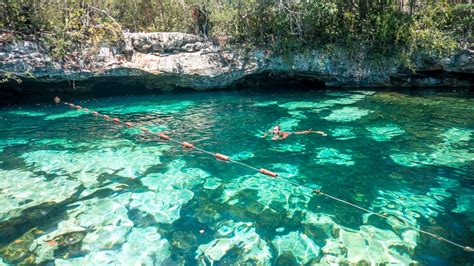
[272,125,281,134]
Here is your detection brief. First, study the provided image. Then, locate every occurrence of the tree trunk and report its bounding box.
[359,0,368,19]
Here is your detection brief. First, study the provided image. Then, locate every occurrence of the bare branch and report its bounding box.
[86,4,122,29]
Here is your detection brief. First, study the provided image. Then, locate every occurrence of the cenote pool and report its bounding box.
[0,89,473,265]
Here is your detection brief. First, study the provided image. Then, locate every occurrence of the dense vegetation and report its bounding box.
[0,0,472,60]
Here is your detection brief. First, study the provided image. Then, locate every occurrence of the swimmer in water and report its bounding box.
[261,125,327,140]
[53,96,61,105]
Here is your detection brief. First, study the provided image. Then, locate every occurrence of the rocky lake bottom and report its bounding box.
[0,89,473,265]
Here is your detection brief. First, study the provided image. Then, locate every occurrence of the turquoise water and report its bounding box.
[0,89,473,265]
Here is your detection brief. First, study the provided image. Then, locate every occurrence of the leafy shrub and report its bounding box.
[0,0,470,61]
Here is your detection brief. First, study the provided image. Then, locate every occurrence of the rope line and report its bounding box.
[62,101,473,253]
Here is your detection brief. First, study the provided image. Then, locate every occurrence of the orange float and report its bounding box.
[215,153,229,161]
[159,133,171,140]
[182,142,194,148]
[259,168,278,177]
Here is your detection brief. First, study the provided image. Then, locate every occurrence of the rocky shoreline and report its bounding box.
[0,32,472,96]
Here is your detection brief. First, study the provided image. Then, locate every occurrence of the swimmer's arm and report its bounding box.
[261,132,269,138]
[313,130,327,136]
[294,130,327,136]
[293,131,308,135]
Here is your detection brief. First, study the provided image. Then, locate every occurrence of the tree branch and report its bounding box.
[86,4,122,29]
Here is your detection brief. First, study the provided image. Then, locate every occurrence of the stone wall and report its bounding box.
[0,32,472,94]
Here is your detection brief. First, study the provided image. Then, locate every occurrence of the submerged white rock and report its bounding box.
[440,127,472,145]
[138,159,210,223]
[279,101,327,110]
[196,221,272,264]
[288,110,308,119]
[278,93,368,114]
[29,220,87,263]
[366,124,405,141]
[55,227,170,266]
[428,147,473,166]
[221,173,312,216]
[230,151,255,161]
[390,152,426,167]
[141,159,210,190]
[129,190,194,224]
[372,189,444,227]
[203,177,222,190]
[253,101,278,107]
[21,144,169,187]
[272,231,320,264]
[391,132,473,168]
[270,163,299,179]
[324,107,371,122]
[0,169,80,222]
[28,194,133,264]
[323,225,415,264]
[120,227,171,263]
[314,148,354,166]
[330,126,356,140]
[390,127,474,168]
[303,212,416,264]
[26,173,183,265]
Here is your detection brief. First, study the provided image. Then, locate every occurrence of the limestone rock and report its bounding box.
[0,32,472,94]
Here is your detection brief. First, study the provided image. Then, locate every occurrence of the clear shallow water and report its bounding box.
[0,89,473,265]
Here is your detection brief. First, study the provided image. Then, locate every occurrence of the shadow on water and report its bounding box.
[2,75,472,107]
[0,72,328,105]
